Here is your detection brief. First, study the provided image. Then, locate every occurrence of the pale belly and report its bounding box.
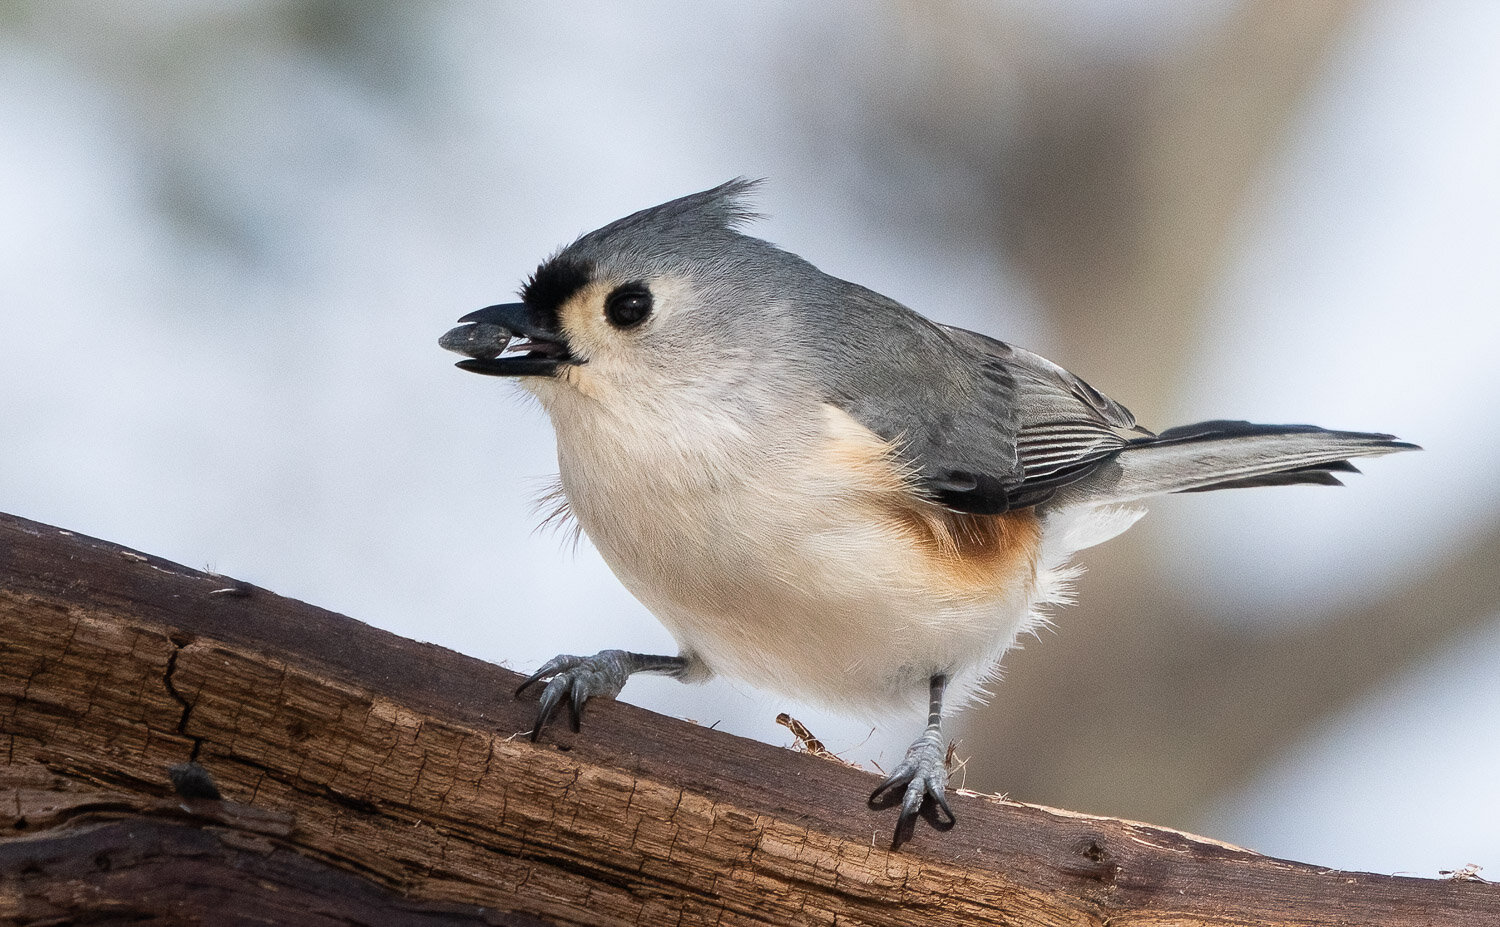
[559,456,1043,717]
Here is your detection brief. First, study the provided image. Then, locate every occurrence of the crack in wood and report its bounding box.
[161,637,202,763]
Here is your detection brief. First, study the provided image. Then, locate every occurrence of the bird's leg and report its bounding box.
[868,674,956,849]
[515,650,688,741]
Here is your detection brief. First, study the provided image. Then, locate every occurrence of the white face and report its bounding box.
[520,261,815,468]
[533,274,701,403]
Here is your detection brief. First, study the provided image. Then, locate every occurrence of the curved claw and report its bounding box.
[516,653,580,697]
[568,676,592,732]
[529,676,571,741]
[929,790,955,827]
[867,772,910,809]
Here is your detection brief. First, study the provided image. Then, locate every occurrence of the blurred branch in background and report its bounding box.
[882,0,1355,416]
[1014,0,1361,406]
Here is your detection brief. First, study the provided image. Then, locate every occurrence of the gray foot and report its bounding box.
[515,650,685,741]
[868,673,956,850]
[868,728,956,849]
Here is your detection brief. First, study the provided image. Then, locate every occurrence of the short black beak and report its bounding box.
[455,302,546,332]
[440,302,572,377]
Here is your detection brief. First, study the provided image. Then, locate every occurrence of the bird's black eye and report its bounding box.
[604,283,652,329]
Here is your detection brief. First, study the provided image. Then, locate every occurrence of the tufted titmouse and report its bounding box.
[442,180,1415,849]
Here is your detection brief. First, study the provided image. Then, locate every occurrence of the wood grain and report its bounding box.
[1,511,1494,925]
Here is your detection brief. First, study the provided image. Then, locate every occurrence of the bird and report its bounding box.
[440,179,1416,850]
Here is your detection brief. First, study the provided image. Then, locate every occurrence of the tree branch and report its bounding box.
[1,511,1494,926]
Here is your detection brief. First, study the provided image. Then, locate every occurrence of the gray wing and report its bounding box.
[946,327,1141,512]
[819,298,1140,514]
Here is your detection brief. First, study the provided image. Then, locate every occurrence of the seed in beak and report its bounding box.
[439,322,515,360]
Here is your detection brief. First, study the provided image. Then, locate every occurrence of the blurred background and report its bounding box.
[3,0,1497,876]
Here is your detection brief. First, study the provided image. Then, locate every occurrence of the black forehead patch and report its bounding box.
[521,257,593,328]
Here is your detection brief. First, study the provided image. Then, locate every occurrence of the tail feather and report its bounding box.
[1056,420,1417,505]
[1176,458,1361,492]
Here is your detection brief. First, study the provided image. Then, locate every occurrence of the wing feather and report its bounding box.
[816,292,1137,515]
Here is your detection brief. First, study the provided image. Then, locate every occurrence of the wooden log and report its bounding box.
[0,511,1494,925]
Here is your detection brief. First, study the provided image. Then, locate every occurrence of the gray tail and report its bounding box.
[1065,420,1418,505]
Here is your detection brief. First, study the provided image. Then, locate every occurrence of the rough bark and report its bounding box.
[1,511,1494,926]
